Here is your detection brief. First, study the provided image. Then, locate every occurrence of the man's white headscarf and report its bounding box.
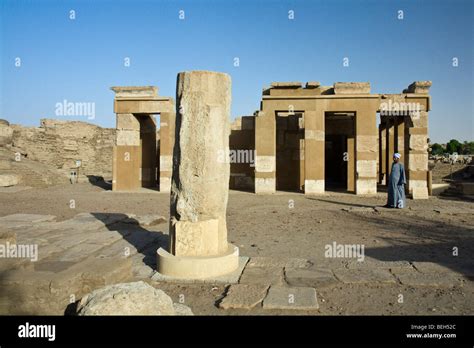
[394,153,401,159]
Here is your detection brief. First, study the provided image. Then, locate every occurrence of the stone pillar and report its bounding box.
[159,111,175,193]
[395,117,405,166]
[112,113,141,191]
[379,121,386,185]
[304,110,325,194]
[385,116,395,177]
[347,136,355,192]
[403,81,431,199]
[255,109,276,193]
[407,111,429,199]
[157,71,239,279]
[355,108,378,195]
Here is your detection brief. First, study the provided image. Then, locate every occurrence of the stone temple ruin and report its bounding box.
[111,80,431,199]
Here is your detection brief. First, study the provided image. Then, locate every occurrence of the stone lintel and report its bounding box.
[111,86,158,99]
[114,99,174,114]
[270,82,303,89]
[262,94,379,100]
[334,82,371,95]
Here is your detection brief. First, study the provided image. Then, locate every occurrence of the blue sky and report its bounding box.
[0,0,472,143]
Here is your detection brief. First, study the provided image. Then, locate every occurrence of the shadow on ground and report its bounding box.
[91,212,168,269]
[87,175,112,190]
[355,212,474,280]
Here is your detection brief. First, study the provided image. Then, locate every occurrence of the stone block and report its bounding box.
[219,284,269,309]
[111,86,158,99]
[334,82,370,94]
[0,174,19,187]
[285,267,338,288]
[255,156,275,172]
[239,265,284,285]
[405,81,432,94]
[412,187,429,199]
[333,268,396,284]
[116,113,139,131]
[412,111,428,128]
[305,81,320,88]
[255,178,275,193]
[262,286,319,310]
[409,135,428,151]
[174,219,219,257]
[305,129,324,141]
[116,129,140,146]
[356,135,377,152]
[271,82,302,88]
[356,160,377,178]
[304,180,324,194]
[160,155,172,172]
[356,179,377,195]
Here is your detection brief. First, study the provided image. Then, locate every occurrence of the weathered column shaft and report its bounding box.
[170,71,231,256]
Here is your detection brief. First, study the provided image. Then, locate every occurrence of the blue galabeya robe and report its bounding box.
[387,162,406,208]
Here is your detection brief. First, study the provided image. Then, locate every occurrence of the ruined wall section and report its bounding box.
[10,119,115,178]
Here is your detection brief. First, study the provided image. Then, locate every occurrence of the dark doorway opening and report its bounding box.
[275,113,304,192]
[325,112,355,192]
[137,114,158,189]
[325,134,348,190]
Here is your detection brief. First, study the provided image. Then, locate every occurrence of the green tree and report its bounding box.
[461,141,474,154]
[430,143,444,155]
[446,139,462,154]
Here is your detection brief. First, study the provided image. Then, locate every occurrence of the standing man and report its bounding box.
[386,153,406,208]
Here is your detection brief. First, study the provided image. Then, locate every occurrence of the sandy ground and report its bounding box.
[1,182,473,315]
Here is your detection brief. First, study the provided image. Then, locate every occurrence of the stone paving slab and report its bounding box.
[391,268,464,287]
[0,214,56,225]
[239,265,285,285]
[285,267,339,288]
[412,261,474,277]
[333,268,397,284]
[345,259,413,270]
[246,257,313,269]
[262,286,319,310]
[219,284,269,309]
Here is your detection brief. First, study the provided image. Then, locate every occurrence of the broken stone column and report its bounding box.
[157,71,239,279]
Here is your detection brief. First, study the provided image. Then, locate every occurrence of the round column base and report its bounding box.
[156,244,239,280]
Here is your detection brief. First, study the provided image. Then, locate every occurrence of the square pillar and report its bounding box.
[159,111,175,193]
[113,113,141,191]
[385,116,396,177]
[395,117,405,166]
[255,110,276,194]
[347,136,355,192]
[355,107,378,195]
[378,121,387,185]
[407,111,429,199]
[304,110,325,194]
